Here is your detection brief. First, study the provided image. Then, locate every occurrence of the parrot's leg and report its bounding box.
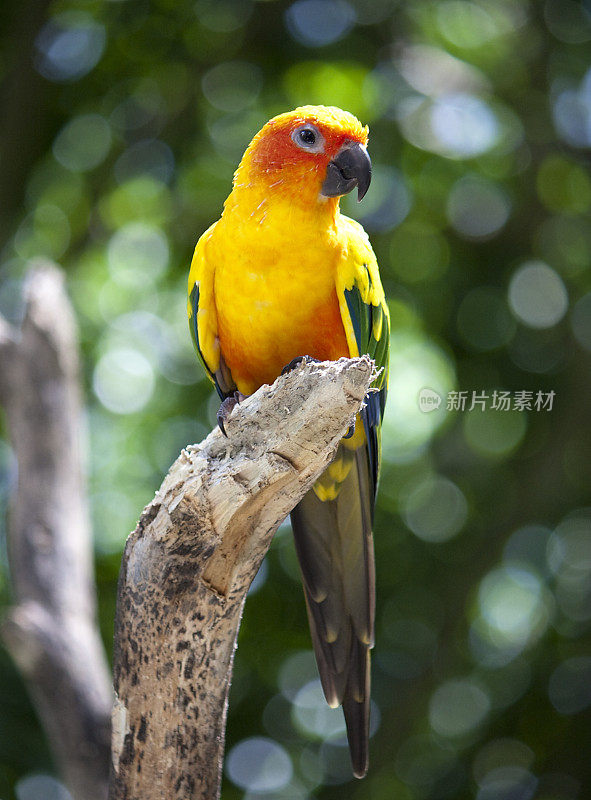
[281,355,321,375]
[217,391,247,437]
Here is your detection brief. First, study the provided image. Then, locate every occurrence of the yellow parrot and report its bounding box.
[187,105,389,777]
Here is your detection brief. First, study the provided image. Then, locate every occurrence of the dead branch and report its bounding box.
[0,261,112,800]
[109,356,374,800]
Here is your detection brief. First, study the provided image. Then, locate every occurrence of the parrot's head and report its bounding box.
[235,105,371,206]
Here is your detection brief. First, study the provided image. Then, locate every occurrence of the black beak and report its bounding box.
[321,142,372,202]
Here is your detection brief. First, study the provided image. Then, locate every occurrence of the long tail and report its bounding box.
[290,429,375,778]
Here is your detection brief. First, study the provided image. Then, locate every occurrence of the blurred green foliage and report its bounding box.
[1,0,591,798]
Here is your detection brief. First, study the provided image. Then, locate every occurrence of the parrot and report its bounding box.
[187,105,389,778]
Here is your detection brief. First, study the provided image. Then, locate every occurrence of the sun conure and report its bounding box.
[187,105,389,778]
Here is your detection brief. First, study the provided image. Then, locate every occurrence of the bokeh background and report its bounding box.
[1,0,591,798]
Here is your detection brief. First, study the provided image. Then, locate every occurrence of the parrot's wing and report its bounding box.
[187,222,236,399]
[291,217,389,778]
[336,216,389,497]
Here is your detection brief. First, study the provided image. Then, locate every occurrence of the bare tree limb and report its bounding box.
[0,261,112,800]
[109,356,374,800]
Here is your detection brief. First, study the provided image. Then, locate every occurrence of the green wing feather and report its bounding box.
[290,218,389,778]
[188,282,235,400]
[187,224,236,400]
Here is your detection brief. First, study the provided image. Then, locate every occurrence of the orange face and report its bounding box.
[239,105,370,200]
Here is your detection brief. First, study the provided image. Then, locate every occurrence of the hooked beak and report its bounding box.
[321,142,372,202]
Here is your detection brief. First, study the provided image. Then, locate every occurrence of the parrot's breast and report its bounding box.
[211,217,349,395]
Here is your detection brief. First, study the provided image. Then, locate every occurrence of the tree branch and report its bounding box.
[109,356,374,800]
[0,261,112,800]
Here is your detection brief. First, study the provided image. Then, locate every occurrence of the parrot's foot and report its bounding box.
[217,391,246,437]
[343,419,356,439]
[281,355,321,376]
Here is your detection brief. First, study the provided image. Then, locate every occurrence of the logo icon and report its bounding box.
[418,387,442,413]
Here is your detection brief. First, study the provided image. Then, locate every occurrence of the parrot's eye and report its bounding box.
[291,124,324,153]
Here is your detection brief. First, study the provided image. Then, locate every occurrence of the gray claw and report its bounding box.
[217,391,247,437]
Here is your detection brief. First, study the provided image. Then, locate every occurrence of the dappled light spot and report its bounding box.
[107,225,168,293]
[429,678,490,738]
[547,513,591,623]
[395,89,501,159]
[431,93,499,158]
[342,165,411,232]
[93,347,155,414]
[447,175,510,239]
[436,1,511,49]
[226,736,293,792]
[463,407,526,459]
[476,766,537,800]
[503,525,552,575]
[402,475,468,542]
[15,774,72,800]
[297,746,325,791]
[105,310,197,386]
[477,566,551,652]
[207,109,268,162]
[110,87,165,133]
[472,738,535,786]
[397,44,490,98]
[53,114,111,173]
[508,261,568,329]
[278,650,319,702]
[114,140,175,185]
[383,330,455,463]
[108,223,169,288]
[283,61,379,120]
[202,61,263,112]
[292,679,347,739]
[100,176,172,228]
[552,79,591,149]
[35,13,105,82]
[547,514,591,577]
[91,488,139,553]
[469,624,523,670]
[285,0,356,47]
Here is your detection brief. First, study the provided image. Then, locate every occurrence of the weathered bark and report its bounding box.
[0,261,112,800]
[109,356,374,800]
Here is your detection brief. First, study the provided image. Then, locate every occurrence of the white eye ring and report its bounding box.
[291,124,325,153]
